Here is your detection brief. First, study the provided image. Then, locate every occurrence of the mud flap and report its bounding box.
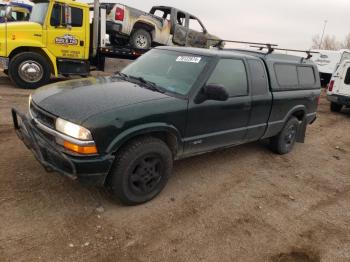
[296,119,307,143]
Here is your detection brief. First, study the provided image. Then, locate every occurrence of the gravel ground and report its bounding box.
[0,62,349,262]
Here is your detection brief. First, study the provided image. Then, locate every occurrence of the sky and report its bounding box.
[89,0,350,50]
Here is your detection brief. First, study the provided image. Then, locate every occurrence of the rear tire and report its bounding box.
[8,52,51,89]
[330,102,342,112]
[129,29,152,50]
[270,117,300,155]
[106,137,173,206]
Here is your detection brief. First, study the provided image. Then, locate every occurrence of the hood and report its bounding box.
[4,21,42,30]
[0,22,43,56]
[32,77,171,124]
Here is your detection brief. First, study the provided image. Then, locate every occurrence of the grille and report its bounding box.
[30,102,56,129]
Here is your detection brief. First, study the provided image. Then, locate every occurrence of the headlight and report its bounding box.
[55,118,92,141]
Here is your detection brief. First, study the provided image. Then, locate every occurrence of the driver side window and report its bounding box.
[207,59,248,97]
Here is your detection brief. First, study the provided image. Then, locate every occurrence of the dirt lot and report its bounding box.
[0,62,350,262]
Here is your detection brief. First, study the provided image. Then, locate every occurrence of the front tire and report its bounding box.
[330,102,342,112]
[8,52,51,89]
[129,29,152,50]
[270,117,300,155]
[107,137,173,206]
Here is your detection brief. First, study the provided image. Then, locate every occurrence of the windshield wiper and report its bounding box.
[128,75,165,93]
[114,71,129,80]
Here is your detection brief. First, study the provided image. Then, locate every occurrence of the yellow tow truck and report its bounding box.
[0,0,145,88]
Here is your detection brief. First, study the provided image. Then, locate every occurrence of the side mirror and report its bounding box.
[63,4,72,28]
[195,84,229,104]
[5,6,11,19]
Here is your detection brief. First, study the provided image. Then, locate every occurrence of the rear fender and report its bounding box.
[264,105,307,140]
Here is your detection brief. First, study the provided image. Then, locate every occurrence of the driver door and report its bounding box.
[46,2,87,60]
[184,58,252,155]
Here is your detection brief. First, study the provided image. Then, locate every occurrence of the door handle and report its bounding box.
[80,41,84,47]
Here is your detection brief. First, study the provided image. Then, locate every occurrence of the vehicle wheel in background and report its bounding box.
[330,102,343,112]
[106,137,173,206]
[8,52,51,89]
[130,29,152,50]
[270,117,300,155]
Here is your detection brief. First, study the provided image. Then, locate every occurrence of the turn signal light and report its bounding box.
[328,80,334,92]
[63,141,98,155]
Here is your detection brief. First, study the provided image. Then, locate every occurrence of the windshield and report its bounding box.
[121,49,211,95]
[29,2,49,24]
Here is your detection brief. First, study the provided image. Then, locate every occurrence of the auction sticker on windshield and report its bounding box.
[176,56,202,63]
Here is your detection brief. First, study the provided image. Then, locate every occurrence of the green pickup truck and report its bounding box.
[12,46,321,205]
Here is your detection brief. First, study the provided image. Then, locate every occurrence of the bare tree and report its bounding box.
[323,35,341,50]
[311,34,341,50]
[311,35,321,49]
[341,33,350,49]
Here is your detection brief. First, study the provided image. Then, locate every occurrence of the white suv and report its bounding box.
[327,59,350,112]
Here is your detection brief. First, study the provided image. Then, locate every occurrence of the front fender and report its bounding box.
[41,48,58,76]
[106,123,183,156]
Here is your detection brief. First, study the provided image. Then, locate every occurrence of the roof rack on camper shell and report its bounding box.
[209,39,319,60]
[250,46,319,59]
[212,39,278,54]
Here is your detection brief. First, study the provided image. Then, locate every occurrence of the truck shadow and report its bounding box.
[340,108,350,117]
[99,140,272,207]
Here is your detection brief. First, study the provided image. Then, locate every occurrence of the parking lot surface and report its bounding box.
[0,65,350,262]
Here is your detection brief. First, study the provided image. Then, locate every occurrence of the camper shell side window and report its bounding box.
[345,67,350,85]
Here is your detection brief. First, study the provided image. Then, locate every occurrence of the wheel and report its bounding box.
[270,117,300,155]
[107,137,173,205]
[8,52,51,89]
[129,29,152,50]
[330,102,342,112]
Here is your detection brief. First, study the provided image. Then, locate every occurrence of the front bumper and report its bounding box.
[327,94,350,106]
[12,108,115,186]
[0,57,9,70]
